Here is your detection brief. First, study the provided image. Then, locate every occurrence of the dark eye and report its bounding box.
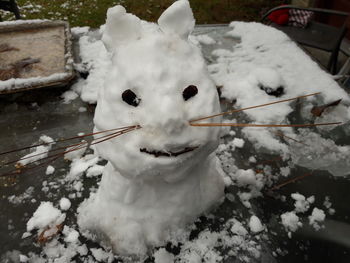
[122,89,141,107]
[182,85,198,101]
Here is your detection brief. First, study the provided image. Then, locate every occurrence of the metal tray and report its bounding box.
[0,20,75,94]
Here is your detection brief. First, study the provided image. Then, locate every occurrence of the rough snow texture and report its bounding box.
[281,211,302,233]
[78,0,225,256]
[78,32,111,103]
[26,202,65,233]
[210,21,350,155]
[291,192,314,213]
[309,208,326,231]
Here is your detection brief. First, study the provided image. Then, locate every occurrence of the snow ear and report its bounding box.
[158,0,195,39]
[102,5,142,52]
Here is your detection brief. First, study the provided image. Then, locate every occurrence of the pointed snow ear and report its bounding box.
[102,5,142,52]
[157,0,195,39]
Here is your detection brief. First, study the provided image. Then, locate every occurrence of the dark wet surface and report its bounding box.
[0,25,350,262]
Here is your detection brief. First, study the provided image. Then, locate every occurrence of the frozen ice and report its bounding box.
[290,130,350,177]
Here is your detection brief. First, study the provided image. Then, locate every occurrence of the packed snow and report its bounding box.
[309,208,326,231]
[78,0,225,255]
[249,215,264,233]
[45,165,55,175]
[26,201,65,233]
[59,198,71,211]
[281,211,302,233]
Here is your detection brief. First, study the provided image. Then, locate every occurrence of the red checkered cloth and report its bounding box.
[288,9,314,28]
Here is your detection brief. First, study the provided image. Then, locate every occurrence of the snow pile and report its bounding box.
[309,208,326,231]
[18,135,55,166]
[281,211,302,234]
[25,202,65,235]
[174,219,264,262]
[66,154,99,181]
[280,193,327,235]
[291,192,314,213]
[209,21,350,155]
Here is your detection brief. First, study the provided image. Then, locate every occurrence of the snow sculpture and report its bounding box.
[78,0,225,255]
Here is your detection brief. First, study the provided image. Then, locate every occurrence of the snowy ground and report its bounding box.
[1,22,350,263]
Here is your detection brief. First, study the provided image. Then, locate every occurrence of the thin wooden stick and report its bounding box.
[269,173,313,191]
[190,122,342,128]
[273,131,309,146]
[0,125,137,156]
[255,156,282,166]
[190,92,321,123]
[0,126,141,177]
[1,126,137,168]
[3,140,88,168]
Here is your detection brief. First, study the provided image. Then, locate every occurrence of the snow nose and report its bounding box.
[153,97,187,135]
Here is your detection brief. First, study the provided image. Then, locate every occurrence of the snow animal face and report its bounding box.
[93,0,221,181]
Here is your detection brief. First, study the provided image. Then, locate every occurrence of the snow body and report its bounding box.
[78,0,225,256]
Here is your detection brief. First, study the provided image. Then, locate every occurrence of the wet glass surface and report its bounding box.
[0,25,350,262]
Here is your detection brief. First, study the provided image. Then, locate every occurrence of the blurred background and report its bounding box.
[0,0,287,28]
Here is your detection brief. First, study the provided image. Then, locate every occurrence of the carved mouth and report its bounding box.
[140,146,198,157]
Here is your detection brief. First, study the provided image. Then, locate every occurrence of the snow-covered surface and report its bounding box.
[2,0,350,262]
[0,73,71,92]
